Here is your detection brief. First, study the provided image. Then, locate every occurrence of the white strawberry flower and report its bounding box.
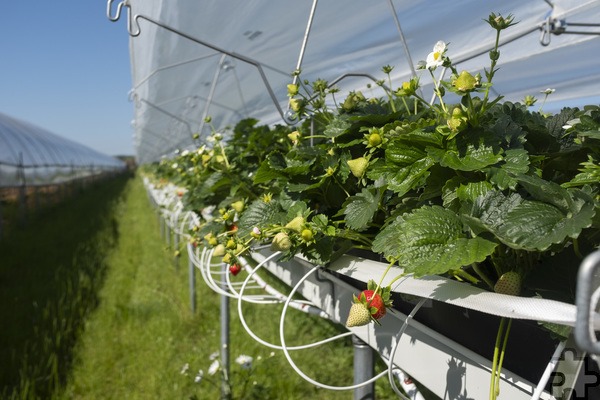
[426,41,447,70]
[194,369,204,383]
[540,88,555,95]
[180,363,190,375]
[235,354,253,370]
[208,360,220,376]
[181,149,190,156]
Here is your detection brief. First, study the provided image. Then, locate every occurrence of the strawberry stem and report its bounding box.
[471,262,495,291]
[494,318,512,396]
[375,259,397,294]
[489,317,506,400]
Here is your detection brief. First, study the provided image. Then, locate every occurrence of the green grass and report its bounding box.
[0,174,130,399]
[2,174,423,399]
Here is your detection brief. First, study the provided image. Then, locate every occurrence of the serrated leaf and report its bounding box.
[516,174,574,213]
[373,206,497,276]
[238,199,284,236]
[342,188,381,231]
[486,148,530,190]
[466,189,596,251]
[324,116,351,138]
[368,156,435,197]
[253,161,286,184]
[456,181,493,203]
[427,131,503,171]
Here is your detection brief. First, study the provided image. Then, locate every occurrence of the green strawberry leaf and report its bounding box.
[373,206,497,276]
[427,131,503,171]
[465,188,596,251]
[456,181,493,203]
[324,115,352,138]
[238,199,285,236]
[342,188,381,231]
[487,148,530,190]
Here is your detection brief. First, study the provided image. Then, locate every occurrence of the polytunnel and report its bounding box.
[0,111,125,187]
[109,0,600,163]
[106,0,600,399]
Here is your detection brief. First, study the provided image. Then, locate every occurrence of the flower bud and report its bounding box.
[287,84,299,97]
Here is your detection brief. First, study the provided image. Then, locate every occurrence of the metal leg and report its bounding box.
[353,335,375,400]
[189,250,196,313]
[220,263,232,399]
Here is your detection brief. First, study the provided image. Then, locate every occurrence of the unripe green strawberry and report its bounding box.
[368,132,382,147]
[271,232,292,251]
[208,237,219,247]
[231,200,245,213]
[285,216,305,233]
[347,157,368,178]
[213,244,226,257]
[226,239,237,250]
[346,303,372,327]
[301,229,314,242]
[222,253,232,264]
[494,271,522,296]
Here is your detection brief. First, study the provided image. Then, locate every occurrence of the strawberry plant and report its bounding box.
[143,11,600,400]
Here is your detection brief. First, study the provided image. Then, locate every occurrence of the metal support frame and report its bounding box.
[189,248,197,313]
[353,335,375,400]
[107,0,295,125]
[220,262,232,399]
[575,250,600,355]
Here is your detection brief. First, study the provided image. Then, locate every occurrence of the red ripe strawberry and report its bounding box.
[228,263,242,276]
[361,290,386,320]
[346,282,392,328]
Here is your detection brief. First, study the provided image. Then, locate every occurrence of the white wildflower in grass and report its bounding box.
[426,41,447,70]
[208,360,220,376]
[194,370,204,383]
[541,88,555,95]
[235,355,253,370]
[181,149,190,156]
[269,352,275,357]
[209,351,219,361]
[180,363,190,375]
[171,162,179,169]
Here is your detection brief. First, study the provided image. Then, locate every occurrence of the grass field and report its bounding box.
[2,174,418,399]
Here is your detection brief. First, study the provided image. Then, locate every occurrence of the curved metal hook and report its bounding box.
[106,0,125,22]
[106,0,141,37]
[540,16,553,46]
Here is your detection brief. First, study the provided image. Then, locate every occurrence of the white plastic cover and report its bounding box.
[122,0,600,163]
[0,112,125,187]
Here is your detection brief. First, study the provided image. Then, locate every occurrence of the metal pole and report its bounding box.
[173,231,180,268]
[353,335,375,400]
[189,247,196,313]
[220,263,232,400]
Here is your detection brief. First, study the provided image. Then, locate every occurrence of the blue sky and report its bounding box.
[0,1,133,157]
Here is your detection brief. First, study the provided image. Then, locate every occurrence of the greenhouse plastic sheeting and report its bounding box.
[0,111,125,187]
[118,0,600,163]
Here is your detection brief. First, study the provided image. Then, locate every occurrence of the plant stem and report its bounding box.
[490,317,506,400]
[428,69,448,115]
[471,262,495,291]
[573,238,583,259]
[494,318,512,397]
[450,268,480,285]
